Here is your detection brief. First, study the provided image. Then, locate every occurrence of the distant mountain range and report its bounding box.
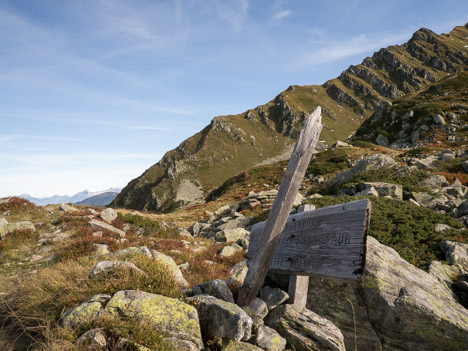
[21,188,121,206]
[75,192,120,207]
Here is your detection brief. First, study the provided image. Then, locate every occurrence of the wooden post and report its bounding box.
[288,276,309,307]
[288,204,315,307]
[237,106,323,306]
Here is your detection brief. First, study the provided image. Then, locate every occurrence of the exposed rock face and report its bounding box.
[299,236,468,351]
[361,237,468,350]
[112,24,468,214]
[332,154,399,186]
[265,304,346,351]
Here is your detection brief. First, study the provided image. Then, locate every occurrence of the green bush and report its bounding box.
[305,196,467,269]
[308,148,350,176]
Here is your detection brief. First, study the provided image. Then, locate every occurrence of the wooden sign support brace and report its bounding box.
[237,107,323,307]
[288,204,314,307]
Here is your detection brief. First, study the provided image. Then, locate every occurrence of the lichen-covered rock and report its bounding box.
[114,246,152,258]
[259,286,289,311]
[105,290,203,350]
[220,339,263,351]
[62,294,111,329]
[219,245,241,257]
[88,261,145,279]
[101,208,117,223]
[361,237,468,350]
[228,260,248,285]
[200,279,235,303]
[255,325,287,351]
[76,328,107,349]
[186,295,252,341]
[247,297,269,319]
[440,240,468,271]
[151,249,189,287]
[265,304,345,351]
[4,221,36,237]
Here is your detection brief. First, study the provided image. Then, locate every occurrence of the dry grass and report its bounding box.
[0,254,182,350]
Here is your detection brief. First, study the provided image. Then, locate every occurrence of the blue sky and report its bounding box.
[1,0,467,198]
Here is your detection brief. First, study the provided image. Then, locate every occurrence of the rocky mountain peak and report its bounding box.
[112,23,468,213]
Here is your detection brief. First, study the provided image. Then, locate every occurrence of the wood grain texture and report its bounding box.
[236,107,323,306]
[288,275,309,307]
[246,199,371,280]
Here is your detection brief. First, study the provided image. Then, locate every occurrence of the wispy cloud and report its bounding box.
[272,9,291,21]
[293,30,414,68]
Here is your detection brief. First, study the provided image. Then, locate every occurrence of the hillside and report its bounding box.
[112,24,468,213]
[75,192,119,207]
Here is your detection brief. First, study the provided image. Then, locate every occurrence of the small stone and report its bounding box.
[219,245,239,257]
[93,244,110,255]
[229,261,249,285]
[435,224,451,233]
[59,203,77,212]
[100,208,117,223]
[76,328,107,349]
[433,114,446,125]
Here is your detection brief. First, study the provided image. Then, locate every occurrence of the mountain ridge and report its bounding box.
[22,188,121,206]
[112,24,468,213]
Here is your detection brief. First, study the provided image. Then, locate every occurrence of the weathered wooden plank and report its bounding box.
[236,107,323,306]
[246,199,371,280]
[289,274,309,307]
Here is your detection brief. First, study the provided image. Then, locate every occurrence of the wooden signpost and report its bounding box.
[237,106,323,306]
[236,106,371,307]
[246,199,370,280]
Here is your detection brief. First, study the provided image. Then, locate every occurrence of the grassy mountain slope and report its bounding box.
[113,24,468,213]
